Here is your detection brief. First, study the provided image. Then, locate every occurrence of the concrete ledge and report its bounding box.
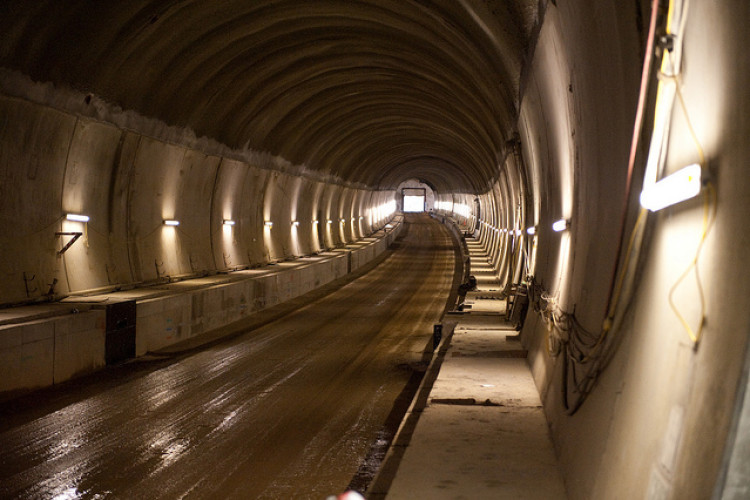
[0,309,106,394]
[0,219,402,398]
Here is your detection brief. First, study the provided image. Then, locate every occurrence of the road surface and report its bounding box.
[0,213,456,499]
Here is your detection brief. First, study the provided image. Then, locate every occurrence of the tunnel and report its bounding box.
[1,0,749,498]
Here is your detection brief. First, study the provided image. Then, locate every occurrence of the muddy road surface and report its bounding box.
[0,214,456,499]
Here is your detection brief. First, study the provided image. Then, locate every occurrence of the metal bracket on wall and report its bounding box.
[23,272,37,297]
[55,232,83,256]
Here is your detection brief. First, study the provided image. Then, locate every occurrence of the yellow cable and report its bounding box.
[668,183,717,343]
[660,44,714,344]
[581,208,648,362]
[672,71,706,166]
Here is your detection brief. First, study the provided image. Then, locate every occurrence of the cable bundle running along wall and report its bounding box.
[525,0,717,416]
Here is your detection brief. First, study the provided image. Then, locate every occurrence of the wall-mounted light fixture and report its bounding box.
[359,216,364,221]
[340,218,346,224]
[163,219,180,226]
[292,220,300,227]
[514,229,523,236]
[640,163,702,212]
[526,226,537,235]
[313,219,319,225]
[66,213,90,223]
[552,218,570,232]
[326,219,333,224]
[264,221,274,228]
[223,219,235,226]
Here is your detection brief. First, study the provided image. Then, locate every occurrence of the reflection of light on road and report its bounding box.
[52,487,81,500]
[150,430,191,469]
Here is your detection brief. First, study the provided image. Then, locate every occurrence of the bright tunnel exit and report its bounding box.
[398,179,435,213]
[403,193,425,212]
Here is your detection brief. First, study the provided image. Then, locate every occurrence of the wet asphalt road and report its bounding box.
[0,214,455,499]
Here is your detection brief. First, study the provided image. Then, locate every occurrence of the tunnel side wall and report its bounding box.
[0,92,397,307]
[510,1,750,499]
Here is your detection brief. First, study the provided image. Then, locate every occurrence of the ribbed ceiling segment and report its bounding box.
[0,0,540,192]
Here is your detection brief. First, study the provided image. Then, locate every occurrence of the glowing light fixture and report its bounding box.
[552,219,569,232]
[223,219,235,226]
[359,216,364,221]
[526,226,536,235]
[313,220,319,225]
[292,220,300,227]
[640,163,702,212]
[515,229,523,236]
[264,221,273,228]
[164,219,180,226]
[327,219,333,224]
[66,213,90,223]
[385,223,394,228]
[340,218,346,223]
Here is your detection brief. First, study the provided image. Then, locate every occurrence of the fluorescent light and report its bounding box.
[313,220,319,225]
[223,219,235,226]
[66,213,89,222]
[640,163,702,212]
[264,221,273,227]
[327,220,333,224]
[526,226,536,235]
[552,219,569,232]
[163,219,180,226]
[292,220,300,226]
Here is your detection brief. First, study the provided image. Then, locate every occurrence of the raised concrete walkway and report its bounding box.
[370,230,567,499]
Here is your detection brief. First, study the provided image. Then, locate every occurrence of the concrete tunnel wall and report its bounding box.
[0,92,398,306]
[439,1,750,499]
[2,0,750,498]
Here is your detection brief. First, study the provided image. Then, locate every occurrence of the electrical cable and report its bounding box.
[667,182,716,344]
[602,0,662,320]
[558,0,667,414]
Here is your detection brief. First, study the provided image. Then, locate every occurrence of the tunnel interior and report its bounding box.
[1,0,750,498]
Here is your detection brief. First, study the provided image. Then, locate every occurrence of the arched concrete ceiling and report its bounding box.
[0,0,540,193]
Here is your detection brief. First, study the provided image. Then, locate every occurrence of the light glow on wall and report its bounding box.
[453,203,471,218]
[435,200,454,212]
[640,163,702,212]
[370,199,397,224]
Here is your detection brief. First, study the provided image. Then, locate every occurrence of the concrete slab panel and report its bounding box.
[431,357,541,408]
[53,311,106,383]
[387,406,567,500]
[0,321,54,392]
